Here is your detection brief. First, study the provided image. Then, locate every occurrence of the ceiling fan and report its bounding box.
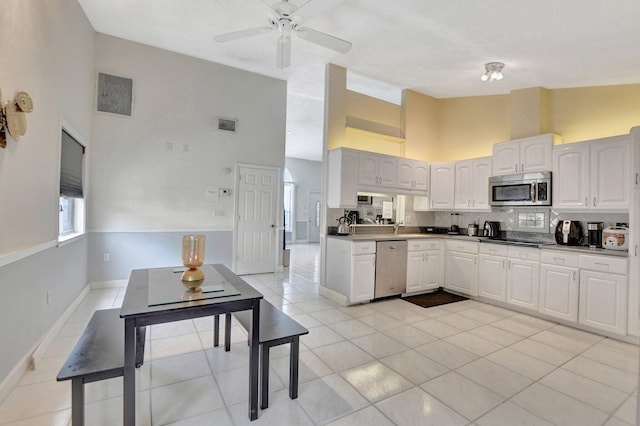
[214,0,352,68]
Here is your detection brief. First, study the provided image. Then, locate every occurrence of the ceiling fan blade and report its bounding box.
[293,0,346,23]
[295,27,351,53]
[214,26,274,43]
[276,34,291,68]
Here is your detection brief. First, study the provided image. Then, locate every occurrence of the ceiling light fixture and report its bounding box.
[481,62,505,82]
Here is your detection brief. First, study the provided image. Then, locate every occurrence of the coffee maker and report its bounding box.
[587,222,604,248]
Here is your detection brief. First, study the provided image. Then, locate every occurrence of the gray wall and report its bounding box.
[0,0,287,388]
[285,158,322,242]
[88,231,232,282]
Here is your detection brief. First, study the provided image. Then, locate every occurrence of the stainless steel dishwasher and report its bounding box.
[374,240,408,298]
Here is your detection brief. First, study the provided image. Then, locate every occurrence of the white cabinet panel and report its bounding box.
[357,152,397,188]
[407,240,442,293]
[397,158,430,193]
[430,163,455,209]
[539,264,579,322]
[579,270,627,335]
[327,148,358,208]
[493,134,553,176]
[553,135,630,211]
[478,254,507,302]
[507,258,540,311]
[590,137,630,210]
[454,160,473,210]
[553,144,590,210]
[351,253,376,303]
[445,250,478,297]
[472,158,492,209]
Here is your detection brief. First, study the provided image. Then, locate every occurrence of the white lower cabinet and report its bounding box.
[351,252,376,303]
[579,255,628,335]
[538,251,579,322]
[506,247,540,311]
[325,238,376,304]
[406,239,441,293]
[478,244,508,302]
[445,240,478,297]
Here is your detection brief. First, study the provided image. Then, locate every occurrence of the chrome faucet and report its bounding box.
[393,222,402,235]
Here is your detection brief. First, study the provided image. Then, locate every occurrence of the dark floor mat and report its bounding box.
[402,288,467,308]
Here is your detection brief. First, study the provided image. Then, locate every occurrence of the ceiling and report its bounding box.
[77,0,640,161]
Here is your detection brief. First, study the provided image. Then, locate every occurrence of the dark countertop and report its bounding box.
[326,234,629,257]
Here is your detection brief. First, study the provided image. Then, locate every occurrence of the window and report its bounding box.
[58,126,86,241]
[283,168,294,233]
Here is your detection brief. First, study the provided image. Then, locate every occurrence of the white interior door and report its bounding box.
[308,191,321,243]
[234,165,280,275]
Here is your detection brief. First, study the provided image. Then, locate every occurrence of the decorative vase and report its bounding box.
[181,234,205,290]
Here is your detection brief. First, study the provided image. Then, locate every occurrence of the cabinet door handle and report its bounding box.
[573,271,577,281]
[521,163,524,172]
[514,164,518,173]
[584,197,588,207]
[636,172,639,185]
[636,245,638,256]
[468,200,471,207]
[502,259,505,268]
[473,200,476,207]
[593,197,597,207]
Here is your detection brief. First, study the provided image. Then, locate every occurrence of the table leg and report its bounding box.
[123,318,136,426]
[289,337,300,399]
[71,377,84,426]
[248,301,260,420]
[214,315,220,347]
[225,313,232,352]
[260,344,270,409]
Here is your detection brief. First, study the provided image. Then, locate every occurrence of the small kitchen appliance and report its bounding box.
[489,172,551,207]
[467,223,479,236]
[554,220,583,245]
[483,221,500,239]
[603,225,629,250]
[337,216,351,235]
[587,222,604,248]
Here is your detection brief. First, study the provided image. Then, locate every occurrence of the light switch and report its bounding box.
[206,186,219,202]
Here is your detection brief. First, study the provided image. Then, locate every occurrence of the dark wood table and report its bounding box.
[120,264,263,425]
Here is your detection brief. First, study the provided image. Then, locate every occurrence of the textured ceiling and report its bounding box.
[77,0,640,161]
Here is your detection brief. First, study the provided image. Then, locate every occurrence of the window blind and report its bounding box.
[60,129,84,198]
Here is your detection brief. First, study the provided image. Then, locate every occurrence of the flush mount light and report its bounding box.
[481,62,505,82]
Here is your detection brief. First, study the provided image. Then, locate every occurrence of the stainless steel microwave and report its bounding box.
[489,172,551,207]
[357,195,373,205]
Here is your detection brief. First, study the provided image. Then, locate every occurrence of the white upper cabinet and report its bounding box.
[553,135,630,211]
[358,152,397,187]
[397,158,430,193]
[590,136,630,210]
[455,156,492,210]
[430,162,456,209]
[327,148,358,209]
[553,143,590,210]
[492,134,553,176]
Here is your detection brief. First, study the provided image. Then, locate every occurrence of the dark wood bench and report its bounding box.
[57,308,145,426]
[214,300,308,409]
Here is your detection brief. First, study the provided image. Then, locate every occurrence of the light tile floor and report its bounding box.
[1,243,639,425]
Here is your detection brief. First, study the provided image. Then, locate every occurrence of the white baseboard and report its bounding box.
[31,284,91,369]
[0,283,91,405]
[319,286,348,306]
[90,279,128,289]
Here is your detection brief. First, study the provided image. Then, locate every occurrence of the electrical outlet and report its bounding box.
[103,252,111,262]
[47,289,52,305]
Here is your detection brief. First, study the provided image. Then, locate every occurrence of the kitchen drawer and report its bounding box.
[508,246,540,262]
[446,240,478,254]
[408,239,441,251]
[480,244,508,257]
[352,241,376,255]
[579,255,627,275]
[540,250,580,267]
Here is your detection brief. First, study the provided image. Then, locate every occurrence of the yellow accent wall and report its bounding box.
[324,64,640,163]
[548,84,640,144]
[434,94,511,161]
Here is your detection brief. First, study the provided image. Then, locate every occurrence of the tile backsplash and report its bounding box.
[433,209,628,242]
